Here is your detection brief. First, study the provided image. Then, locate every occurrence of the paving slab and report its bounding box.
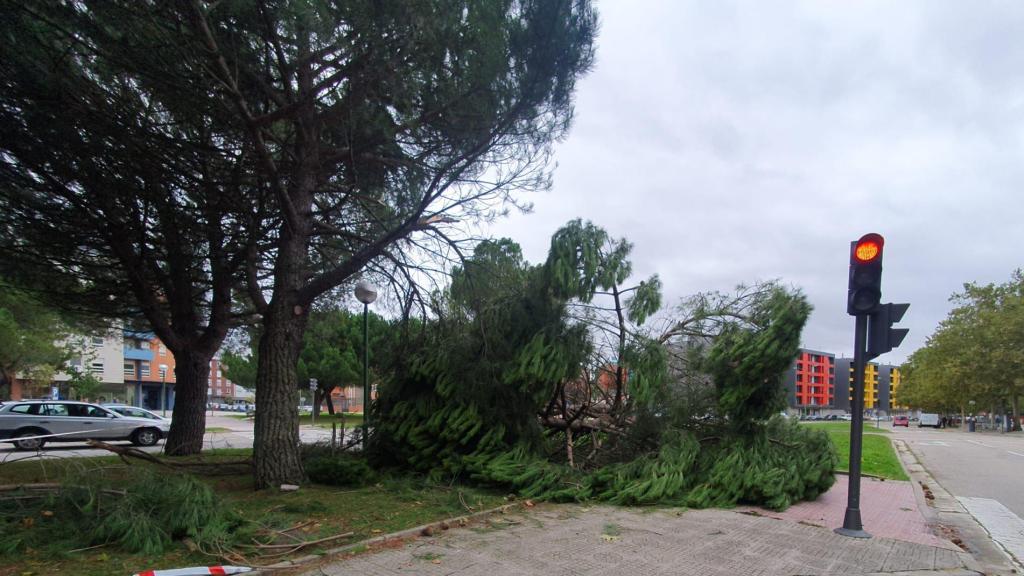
[303,505,972,576]
[744,477,957,550]
[957,497,1024,569]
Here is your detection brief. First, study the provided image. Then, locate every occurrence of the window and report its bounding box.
[216,369,222,378]
[91,336,104,346]
[10,404,37,414]
[159,344,166,356]
[124,362,135,375]
[44,404,69,417]
[69,357,81,367]
[159,364,169,378]
[140,362,150,377]
[90,362,104,374]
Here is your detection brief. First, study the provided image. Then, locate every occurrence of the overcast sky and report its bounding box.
[485,0,1024,364]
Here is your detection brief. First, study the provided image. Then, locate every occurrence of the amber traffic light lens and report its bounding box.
[855,241,880,262]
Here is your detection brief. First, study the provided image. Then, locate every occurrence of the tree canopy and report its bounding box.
[900,270,1024,428]
[0,285,70,399]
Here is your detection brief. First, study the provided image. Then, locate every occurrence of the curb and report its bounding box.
[894,438,1020,575]
[252,502,522,574]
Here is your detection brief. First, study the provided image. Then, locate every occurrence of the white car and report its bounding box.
[0,400,171,450]
[105,405,167,422]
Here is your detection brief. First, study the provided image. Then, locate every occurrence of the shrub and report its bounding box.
[305,455,376,487]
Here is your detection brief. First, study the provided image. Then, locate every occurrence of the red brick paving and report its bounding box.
[745,476,957,549]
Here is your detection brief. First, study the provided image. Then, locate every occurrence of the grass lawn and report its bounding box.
[799,421,907,480]
[299,412,364,429]
[824,430,908,481]
[0,449,505,576]
[800,421,891,434]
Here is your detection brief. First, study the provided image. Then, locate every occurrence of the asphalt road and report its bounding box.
[891,425,1024,518]
[891,424,1024,567]
[0,411,345,464]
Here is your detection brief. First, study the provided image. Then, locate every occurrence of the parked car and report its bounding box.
[105,405,166,422]
[918,413,942,428]
[893,416,909,427]
[0,400,171,450]
[839,414,853,421]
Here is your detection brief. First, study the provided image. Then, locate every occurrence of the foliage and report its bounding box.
[900,270,1024,428]
[305,454,376,487]
[686,418,835,510]
[375,223,828,510]
[0,468,242,556]
[705,287,812,433]
[67,370,104,402]
[373,234,590,477]
[223,308,399,414]
[0,3,260,452]
[468,418,834,510]
[0,285,70,399]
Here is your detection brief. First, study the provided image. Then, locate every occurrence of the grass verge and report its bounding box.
[800,421,891,434]
[299,412,364,429]
[0,448,504,576]
[826,430,908,481]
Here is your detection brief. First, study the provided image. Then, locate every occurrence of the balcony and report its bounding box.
[124,347,153,361]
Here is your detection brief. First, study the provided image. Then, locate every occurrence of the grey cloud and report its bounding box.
[488,0,1024,363]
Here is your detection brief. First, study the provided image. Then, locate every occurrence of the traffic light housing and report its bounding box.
[847,233,884,315]
[868,303,909,359]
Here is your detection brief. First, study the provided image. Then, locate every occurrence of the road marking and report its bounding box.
[920,441,950,446]
[958,497,1024,569]
[966,439,993,448]
[1009,451,1024,458]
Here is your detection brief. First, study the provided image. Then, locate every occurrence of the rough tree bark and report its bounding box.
[253,301,309,488]
[165,353,213,455]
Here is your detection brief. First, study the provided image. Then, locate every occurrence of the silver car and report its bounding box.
[0,400,171,450]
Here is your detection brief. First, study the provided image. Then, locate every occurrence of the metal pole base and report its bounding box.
[835,508,872,539]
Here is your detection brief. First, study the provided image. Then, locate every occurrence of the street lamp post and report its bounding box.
[160,367,167,417]
[309,378,318,426]
[354,280,377,448]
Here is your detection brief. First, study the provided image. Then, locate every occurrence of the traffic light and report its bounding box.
[867,302,909,359]
[847,233,884,315]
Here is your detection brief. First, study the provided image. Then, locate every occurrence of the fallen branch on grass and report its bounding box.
[0,482,126,497]
[85,441,252,475]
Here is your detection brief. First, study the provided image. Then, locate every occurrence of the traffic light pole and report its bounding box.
[836,313,871,539]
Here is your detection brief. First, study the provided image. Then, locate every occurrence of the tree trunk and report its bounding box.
[1012,395,1020,432]
[325,386,336,415]
[253,300,308,489]
[164,353,213,456]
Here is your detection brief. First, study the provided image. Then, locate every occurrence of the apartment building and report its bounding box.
[783,349,835,414]
[832,359,901,415]
[9,330,239,411]
[122,330,177,410]
[12,330,126,401]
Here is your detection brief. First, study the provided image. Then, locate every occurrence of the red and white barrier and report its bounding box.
[132,566,253,576]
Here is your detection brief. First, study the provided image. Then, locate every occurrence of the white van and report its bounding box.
[918,413,941,428]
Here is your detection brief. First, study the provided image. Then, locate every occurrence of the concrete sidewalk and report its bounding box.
[301,504,975,575]
[745,476,955,550]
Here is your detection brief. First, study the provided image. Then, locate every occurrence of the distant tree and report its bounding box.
[901,270,1024,429]
[0,285,70,400]
[222,308,396,415]
[68,370,104,402]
